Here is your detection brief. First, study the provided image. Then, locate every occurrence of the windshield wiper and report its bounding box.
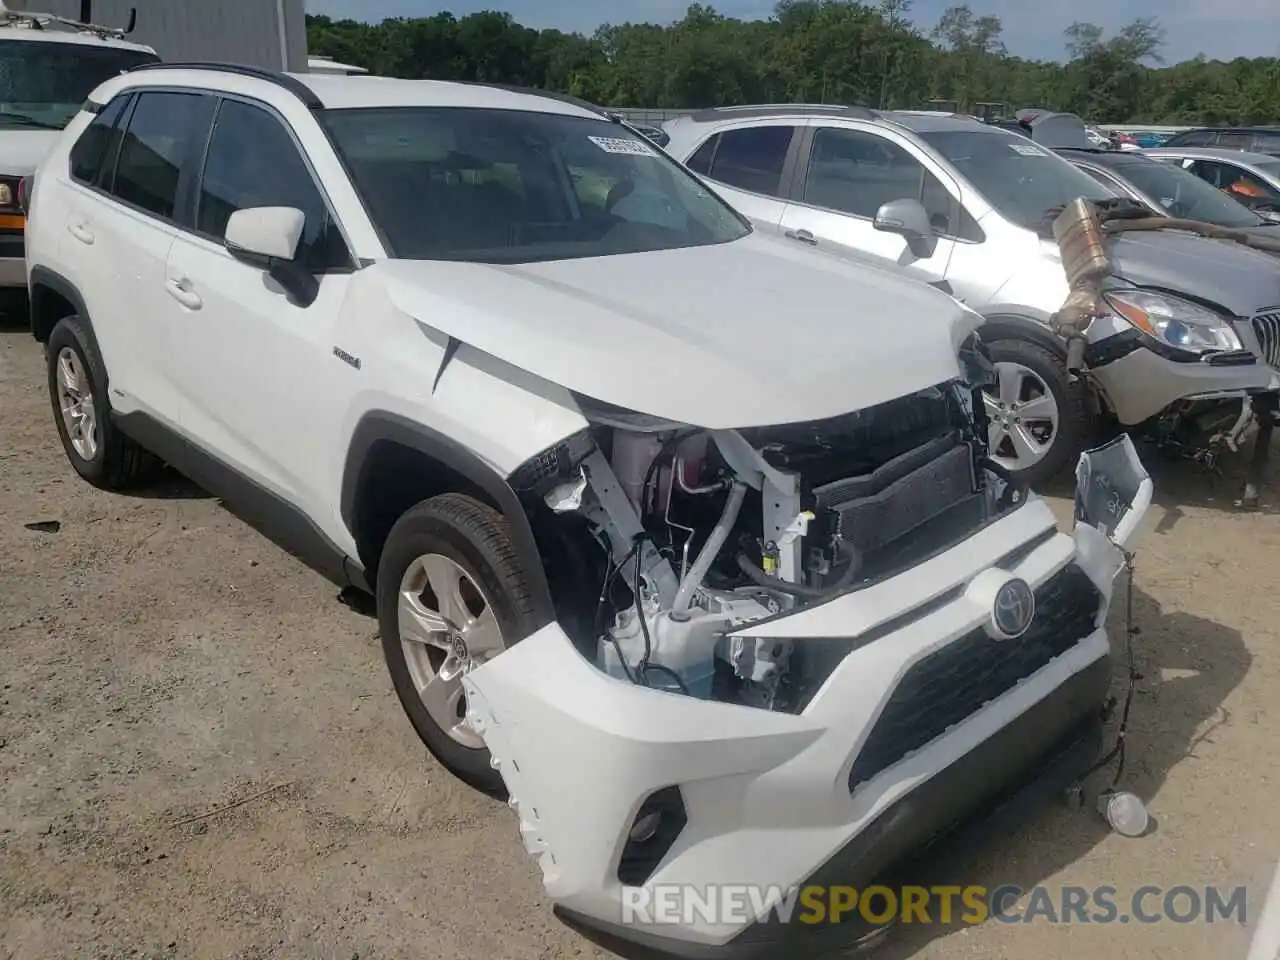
[0,112,64,130]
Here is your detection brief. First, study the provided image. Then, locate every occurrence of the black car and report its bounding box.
[1056,146,1280,236]
[1160,127,1280,157]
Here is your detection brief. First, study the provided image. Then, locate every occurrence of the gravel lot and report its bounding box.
[3,319,1280,960]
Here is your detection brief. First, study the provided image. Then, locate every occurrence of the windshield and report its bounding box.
[1108,157,1264,227]
[321,106,750,263]
[0,39,157,130]
[918,128,1116,230]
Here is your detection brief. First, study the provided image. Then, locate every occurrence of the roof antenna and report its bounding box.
[80,0,91,23]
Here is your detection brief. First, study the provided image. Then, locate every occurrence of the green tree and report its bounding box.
[304,3,1280,125]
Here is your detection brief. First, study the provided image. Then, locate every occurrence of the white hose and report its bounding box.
[671,481,748,615]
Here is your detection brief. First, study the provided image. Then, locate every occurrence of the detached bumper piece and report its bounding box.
[555,654,1110,960]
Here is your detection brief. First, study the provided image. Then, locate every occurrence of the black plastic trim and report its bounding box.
[618,787,688,887]
[1083,328,1143,368]
[1082,327,1253,369]
[125,61,324,110]
[978,316,1067,357]
[113,410,366,591]
[1205,350,1259,366]
[555,654,1111,960]
[339,411,556,624]
[28,265,92,343]
[0,234,23,259]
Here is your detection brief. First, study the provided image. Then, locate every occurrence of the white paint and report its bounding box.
[1248,860,1280,960]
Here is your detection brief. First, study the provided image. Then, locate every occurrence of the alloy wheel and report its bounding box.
[982,361,1060,472]
[56,346,98,462]
[397,553,505,749]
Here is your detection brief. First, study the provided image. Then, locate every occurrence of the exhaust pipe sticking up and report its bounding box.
[1051,198,1112,374]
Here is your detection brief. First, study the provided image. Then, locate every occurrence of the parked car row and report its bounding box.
[20,63,1160,960]
[661,105,1280,493]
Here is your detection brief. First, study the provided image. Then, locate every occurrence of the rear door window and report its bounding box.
[69,94,132,187]
[109,90,215,222]
[685,134,718,175]
[705,125,797,197]
[1168,130,1217,147]
[1253,133,1280,154]
[1217,132,1253,149]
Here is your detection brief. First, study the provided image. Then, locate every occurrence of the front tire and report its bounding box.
[982,337,1095,488]
[376,493,540,794]
[46,315,159,490]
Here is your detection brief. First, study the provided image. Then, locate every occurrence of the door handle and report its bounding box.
[67,221,94,245]
[165,277,202,310]
[784,229,817,245]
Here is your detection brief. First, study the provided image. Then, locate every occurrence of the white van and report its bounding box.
[0,3,156,288]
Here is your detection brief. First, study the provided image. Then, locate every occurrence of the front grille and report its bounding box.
[847,563,1101,792]
[1252,312,1280,369]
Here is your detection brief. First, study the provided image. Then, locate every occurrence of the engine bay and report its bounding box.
[512,363,1022,713]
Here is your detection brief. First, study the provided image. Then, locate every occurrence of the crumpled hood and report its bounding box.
[374,233,981,429]
[1106,230,1280,316]
[0,130,62,176]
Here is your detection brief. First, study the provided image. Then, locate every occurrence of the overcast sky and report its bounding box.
[305,0,1280,64]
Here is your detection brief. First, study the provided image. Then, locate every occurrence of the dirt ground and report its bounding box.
[3,321,1280,960]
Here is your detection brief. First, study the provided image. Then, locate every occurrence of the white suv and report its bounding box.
[27,65,1147,958]
[665,107,1280,489]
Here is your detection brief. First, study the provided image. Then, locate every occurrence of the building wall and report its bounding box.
[7,0,308,71]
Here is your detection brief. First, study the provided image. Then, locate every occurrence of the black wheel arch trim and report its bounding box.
[978,314,1068,357]
[340,411,556,626]
[28,265,93,343]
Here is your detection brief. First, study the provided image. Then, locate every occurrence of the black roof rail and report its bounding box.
[459,82,614,119]
[688,103,877,123]
[125,61,323,109]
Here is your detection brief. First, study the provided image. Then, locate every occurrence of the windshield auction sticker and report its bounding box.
[589,135,656,156]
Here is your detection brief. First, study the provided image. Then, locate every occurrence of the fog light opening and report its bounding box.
[628,811,662,844]
[617,786,688,886]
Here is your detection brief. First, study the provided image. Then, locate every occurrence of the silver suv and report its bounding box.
[665,106,1280,489]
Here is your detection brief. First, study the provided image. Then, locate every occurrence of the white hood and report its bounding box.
[375,233,980,429]
[0,130,62,176]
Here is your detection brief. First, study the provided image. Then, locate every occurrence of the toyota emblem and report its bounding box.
[991,578,1036,639]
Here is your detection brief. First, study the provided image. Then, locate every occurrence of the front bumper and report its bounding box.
[463,497,1126,955]
[557,659,1108,959]
[1087,337,1276,425]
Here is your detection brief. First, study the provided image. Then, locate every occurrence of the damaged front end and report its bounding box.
[459,340,1151,957]
[506,356,1021,708]
[1050,196,1280,499]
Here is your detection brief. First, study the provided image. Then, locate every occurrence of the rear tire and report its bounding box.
[376,493,540,794]
[983,337,1095,488]
[46,315,160,490]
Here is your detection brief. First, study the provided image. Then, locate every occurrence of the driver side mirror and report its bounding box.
[873,198,938,258]
[224,206,319,307]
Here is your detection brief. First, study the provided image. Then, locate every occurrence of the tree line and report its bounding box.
[306,0,1280,125]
